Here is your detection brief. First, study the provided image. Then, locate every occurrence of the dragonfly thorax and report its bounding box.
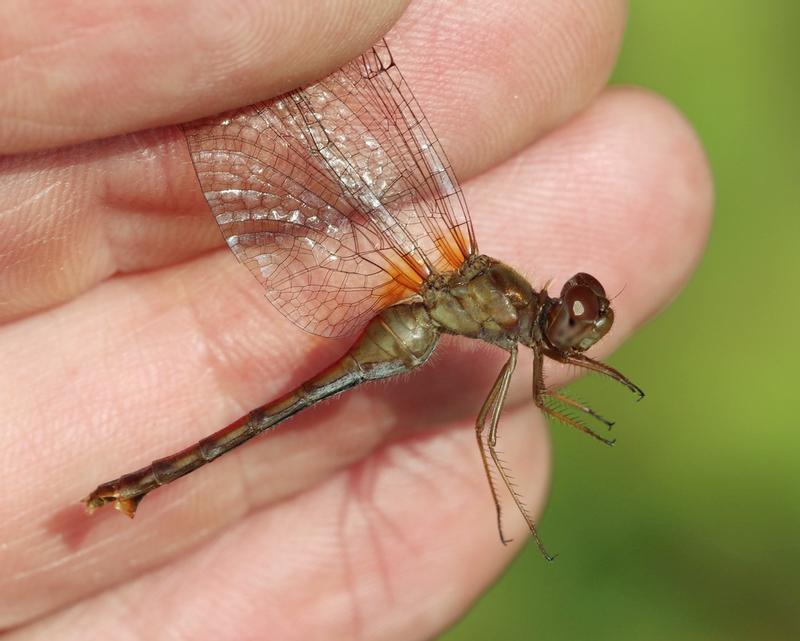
[421,255,542,347]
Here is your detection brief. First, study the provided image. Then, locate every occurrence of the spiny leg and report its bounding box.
[538,401,616,446]
[532,348,616,447]
[543,389,615,430]
[483,347,555,561]
[550,350,645,400]
[475,351,515,545]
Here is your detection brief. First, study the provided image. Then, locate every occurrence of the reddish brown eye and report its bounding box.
[547,272,614,352]
[565,285,600,320]
[562,272,607,299]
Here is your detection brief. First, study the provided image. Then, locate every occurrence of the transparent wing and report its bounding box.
[183,39,476,337]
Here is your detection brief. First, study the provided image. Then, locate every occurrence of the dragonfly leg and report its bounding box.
[532,349,615,446]
[548,349,645,400]
[542,389,615,430]
[475,350,515,545]
[477,347,556,560]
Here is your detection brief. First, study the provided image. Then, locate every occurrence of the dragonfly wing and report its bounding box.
[291,39,477,273]
[183,39,476,337]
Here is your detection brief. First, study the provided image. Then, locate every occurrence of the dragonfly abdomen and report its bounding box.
[83,302,439,517]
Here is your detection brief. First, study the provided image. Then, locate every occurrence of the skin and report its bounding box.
[0,0,713,639]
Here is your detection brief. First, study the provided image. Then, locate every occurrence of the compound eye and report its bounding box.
[562,272,607,299]
[565,285,600,321]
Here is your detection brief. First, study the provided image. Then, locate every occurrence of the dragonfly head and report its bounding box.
[543,273,613,352]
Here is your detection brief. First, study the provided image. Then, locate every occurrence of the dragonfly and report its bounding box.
[83,38,643,559]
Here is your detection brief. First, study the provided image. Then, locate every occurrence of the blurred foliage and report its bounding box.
[440,2,800,640]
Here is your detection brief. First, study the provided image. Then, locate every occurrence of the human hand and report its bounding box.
[0,1,711,639]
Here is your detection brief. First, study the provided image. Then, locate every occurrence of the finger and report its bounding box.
[3,406,549,641]
[0,0,627,321]
[394,0,628,178]
[0,87,712,627]
[0,0,410,154]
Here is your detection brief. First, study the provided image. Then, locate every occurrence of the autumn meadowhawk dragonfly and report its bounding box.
[83,39,643,559]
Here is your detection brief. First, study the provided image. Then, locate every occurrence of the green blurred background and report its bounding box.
[440,2,800,640]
